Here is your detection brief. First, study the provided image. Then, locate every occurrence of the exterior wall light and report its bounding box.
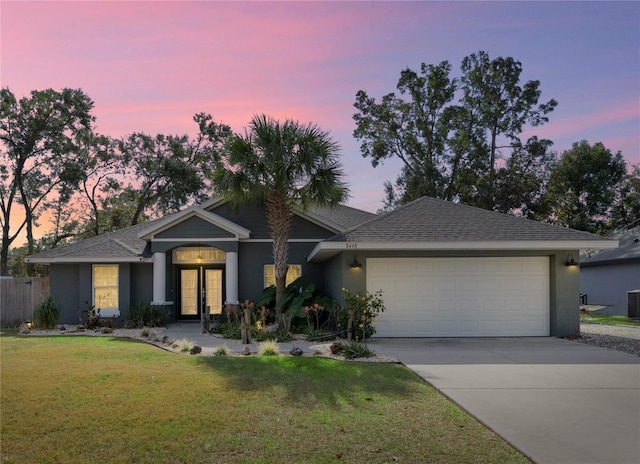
[565,254,578,267]
[350,255,362,269]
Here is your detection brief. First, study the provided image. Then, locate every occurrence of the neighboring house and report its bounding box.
[580,226,640,316]
[26,196,616,337]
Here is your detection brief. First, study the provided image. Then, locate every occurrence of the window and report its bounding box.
[93,265,119,317]
[264,265,302,288]
[173,246,225,264]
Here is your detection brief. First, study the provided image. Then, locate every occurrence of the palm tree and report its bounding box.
[214,114,349,324]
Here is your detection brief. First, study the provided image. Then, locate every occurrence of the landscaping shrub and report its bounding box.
[213,344,229,356]
[77,302,94,329]
[339,288,386,341]
[33,296,60,329]
[255,278,338,334]
[341,341,375,359]
[125,303,168,328]
[173,338,194,353]
[258,340,280,356]
[251,326,293,342]
[213,321,242,339]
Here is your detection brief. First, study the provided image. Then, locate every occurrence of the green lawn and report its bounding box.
[0,333,528,464]
[580,313,640,327]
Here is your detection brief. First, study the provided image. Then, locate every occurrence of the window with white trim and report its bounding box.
[93,265,120,318]
[264,265,302,288]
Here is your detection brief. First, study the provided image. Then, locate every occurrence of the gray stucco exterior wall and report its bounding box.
[155,216,235,239]
[130,263,154,309]
[580,261,640,316]
[550,251,580,336]
[50,262,154,325]
[323,249,582,337]
[50,263,80,324]
[236,241,327,303]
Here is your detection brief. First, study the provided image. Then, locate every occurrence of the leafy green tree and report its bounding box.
[72,113,230,237]
[458,51,557,209]
[7,243,48,277]
[75,188,148,239]
[73,131,124,237]
[354,61,456,208]
[609,164,640,232]
[0,87,94,275]
[545,140,626,233]
[115,114,231,226]
[214,114,349,320]
[494,137,556,217]
[353,51,557,211]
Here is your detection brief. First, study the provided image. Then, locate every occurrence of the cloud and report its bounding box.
[523,101,639,162]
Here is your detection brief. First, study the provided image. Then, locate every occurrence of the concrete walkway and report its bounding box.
[164,324,640,464]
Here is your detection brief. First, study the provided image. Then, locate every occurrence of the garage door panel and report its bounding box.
[368,257,549,337]
[414,260,434,273]
[434,260,457,274]
[433,277,457,292]
[459,299,477,312]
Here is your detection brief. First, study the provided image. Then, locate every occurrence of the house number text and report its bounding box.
[346,243,358,249]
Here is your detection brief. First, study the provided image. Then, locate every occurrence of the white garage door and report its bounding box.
[367,257,550,337]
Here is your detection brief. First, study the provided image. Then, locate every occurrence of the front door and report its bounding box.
[179,267,223,319]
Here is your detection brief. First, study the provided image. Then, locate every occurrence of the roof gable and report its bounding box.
[137,206,250,240]
[154,216,235,239]
[581,226,640,266]
[206,200,375,239]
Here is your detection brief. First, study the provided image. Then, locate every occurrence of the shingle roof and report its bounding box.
[30,197,613,264]
[27,221,156,262]
[26,203,375,263]
[309,205,376,230]
[581,226,640,265]
[328,196,611,243]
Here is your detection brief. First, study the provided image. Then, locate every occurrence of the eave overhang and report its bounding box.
[307,239,620,262]
[579,256,640,268]
[26,256,153,264]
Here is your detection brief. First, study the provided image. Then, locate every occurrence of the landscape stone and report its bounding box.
[290,347,304,356]
[330,341,343,354]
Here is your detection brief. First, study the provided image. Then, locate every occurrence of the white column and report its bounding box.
[152,252,166,303]
[225,251,239,305]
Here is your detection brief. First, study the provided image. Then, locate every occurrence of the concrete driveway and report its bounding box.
[367,337,640,464]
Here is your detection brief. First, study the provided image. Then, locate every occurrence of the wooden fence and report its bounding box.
[0,276,50,327]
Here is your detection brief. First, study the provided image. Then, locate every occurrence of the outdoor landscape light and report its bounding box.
[350,256,362,269]
[565,254,578,267]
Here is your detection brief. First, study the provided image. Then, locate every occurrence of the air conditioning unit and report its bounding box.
[628,290,640,319]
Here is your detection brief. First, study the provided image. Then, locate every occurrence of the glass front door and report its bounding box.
[179,267,223,318]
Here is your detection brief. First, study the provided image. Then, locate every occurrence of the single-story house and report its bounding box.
[26,196,617,337]
[580,226,640,316]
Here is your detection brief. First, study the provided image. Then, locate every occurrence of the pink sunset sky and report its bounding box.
[2,0,639,220]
